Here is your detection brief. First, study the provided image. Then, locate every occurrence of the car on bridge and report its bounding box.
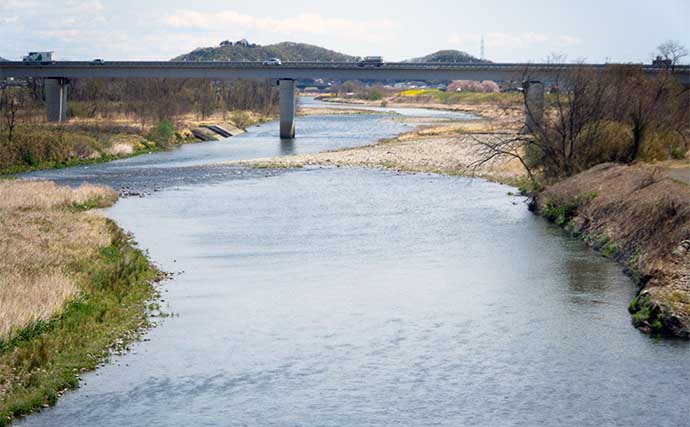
[357,56,384,67]
[262,58,282,66]
[90,59,105,65]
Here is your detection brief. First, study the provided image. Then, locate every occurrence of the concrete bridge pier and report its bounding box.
[279,79,296,139]
[45,78,69,122]
[523,80,544,133]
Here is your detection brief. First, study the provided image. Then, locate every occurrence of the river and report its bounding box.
[18,98,690,427]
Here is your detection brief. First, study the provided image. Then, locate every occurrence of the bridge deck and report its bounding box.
[2,61,687,83]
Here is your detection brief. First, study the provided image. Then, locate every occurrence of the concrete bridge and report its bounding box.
[1,61,687,138]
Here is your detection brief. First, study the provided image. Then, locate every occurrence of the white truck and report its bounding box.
[22,51,53,64]
[357,56,384,67]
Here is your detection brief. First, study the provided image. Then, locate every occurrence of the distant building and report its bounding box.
[652,56,673,68]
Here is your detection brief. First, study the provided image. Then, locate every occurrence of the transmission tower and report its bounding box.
[480,35,485,60]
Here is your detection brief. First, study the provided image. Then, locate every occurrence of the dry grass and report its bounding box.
[0,179,158,423]
[319,96,524,131]
[0,180,117,210]
[0,180,116,341]
[0,273,77,339]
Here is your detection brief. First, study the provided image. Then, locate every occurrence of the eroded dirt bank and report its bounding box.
[532,163,690,338]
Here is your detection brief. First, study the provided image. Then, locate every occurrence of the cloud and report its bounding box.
[63,0,104,14]
[165,10,397,43]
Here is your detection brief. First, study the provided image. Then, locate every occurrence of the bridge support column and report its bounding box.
[279,79,296,139]
[45,78,69,122]
[524,80,544,133]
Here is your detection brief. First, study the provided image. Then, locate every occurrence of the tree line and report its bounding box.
[1,78,279,131]
[0,78,280,171]
[473,65,689,183]
[68,78,279,125]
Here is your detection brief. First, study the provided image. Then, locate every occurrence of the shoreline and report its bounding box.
[223,106,690,338]
[0,111,272,177]
[222,113,528,186]
[0,181,166,426]
[532,163,690,338]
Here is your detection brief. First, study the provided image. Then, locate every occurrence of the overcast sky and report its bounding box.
[1,0,688,63]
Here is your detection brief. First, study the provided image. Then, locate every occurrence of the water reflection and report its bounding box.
[279,138,296,155]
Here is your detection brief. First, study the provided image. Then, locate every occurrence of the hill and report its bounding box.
[173,40,356,62]
[407,50,489,63]
[0,57,7,61]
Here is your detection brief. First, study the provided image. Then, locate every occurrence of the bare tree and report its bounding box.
[0,88,20,143]
[469,132,537,184]
[468,63,689,184]
[657,40,689,67]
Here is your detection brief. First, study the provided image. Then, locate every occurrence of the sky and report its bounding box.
[1,0,688,63]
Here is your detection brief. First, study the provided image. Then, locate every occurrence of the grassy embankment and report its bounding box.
[0,109,270,176]
[0,123,179,175]
[0,180,163,426]
[532,163,690,338]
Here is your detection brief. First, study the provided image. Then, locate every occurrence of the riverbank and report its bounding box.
[228,102,689,337]
[532,163,690,338]
[0,111,270,176]
[315,94,524,131]
[226,116,528,185]
[0,180,163,426]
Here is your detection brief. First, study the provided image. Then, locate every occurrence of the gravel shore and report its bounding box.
[223,116,527,184]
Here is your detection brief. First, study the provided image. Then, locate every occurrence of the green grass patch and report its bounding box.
[0,222,161,426]
[541,192,598,226]
[600,239,618,258]
[542,199,580,226]
[629,295,653,326]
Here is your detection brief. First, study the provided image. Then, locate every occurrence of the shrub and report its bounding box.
[577,121,632,168]
[148,120,174,147]
[542,199,580,225]
[230,111,252,129]
[367,89,384,101]
[639,130,688,161]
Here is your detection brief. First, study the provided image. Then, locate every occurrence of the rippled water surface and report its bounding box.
[18,100,689,427]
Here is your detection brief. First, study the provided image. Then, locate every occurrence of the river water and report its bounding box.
[18,99,690,427]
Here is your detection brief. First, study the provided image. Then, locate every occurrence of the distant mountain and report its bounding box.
[407,50,489,64]
[0,57,8,61]
[173,40,357,62]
